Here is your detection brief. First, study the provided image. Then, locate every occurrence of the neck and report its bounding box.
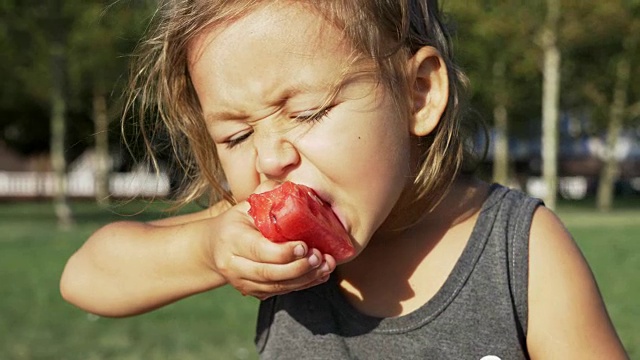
[335,176,490,317]
[375,175,485,241]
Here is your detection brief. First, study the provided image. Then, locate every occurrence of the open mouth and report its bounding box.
[248,181,355,261]
[305,186,348,233]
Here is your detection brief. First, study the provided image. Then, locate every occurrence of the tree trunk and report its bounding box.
[541,0,561,210]
[492,59,510,186]
[93,89,110,206]
[50,40,74,229]
[596,55,631,211]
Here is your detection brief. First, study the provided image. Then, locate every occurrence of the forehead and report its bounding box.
[188,2,350,62]
[187,2,368,117]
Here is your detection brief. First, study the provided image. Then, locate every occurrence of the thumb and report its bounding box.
[234,180,281,213]
[235,180,283,214]
[253,180,284,195]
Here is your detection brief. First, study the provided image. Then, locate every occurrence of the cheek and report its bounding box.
[303,111,412,200]
[337,122,409,178]
[217,148,259,202]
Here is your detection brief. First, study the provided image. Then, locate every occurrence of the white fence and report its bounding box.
[526,176,640,200]
[0,171,170,198]
[526,176,589,200]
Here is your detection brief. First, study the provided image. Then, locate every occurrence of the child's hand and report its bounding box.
[207,199,336,300]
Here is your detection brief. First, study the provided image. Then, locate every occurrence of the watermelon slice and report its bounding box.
[247,182,355,261]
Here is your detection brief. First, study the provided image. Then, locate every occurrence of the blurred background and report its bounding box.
[0,0,638,359]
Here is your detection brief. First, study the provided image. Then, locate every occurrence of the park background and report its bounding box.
[1,0,639,359]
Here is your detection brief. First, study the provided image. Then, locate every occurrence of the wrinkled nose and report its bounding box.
[255,132,300,179]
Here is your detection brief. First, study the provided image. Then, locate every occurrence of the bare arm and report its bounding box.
[60,204,229,317]
[60,200,334,318]
[527,207,629,359]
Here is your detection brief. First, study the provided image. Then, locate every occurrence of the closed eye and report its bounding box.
[225,130,253,149]
[293,105,334,123]
[223,105,334,149]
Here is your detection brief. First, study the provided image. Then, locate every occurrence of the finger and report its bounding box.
[237,261,333,299]
[297,273,332,292]
[280,258,333,292]
[239,235,310,264]
[233,201,251,213]
[253,180,281,194]
[235,248,325,283]
[253,274,332,300]
[321,254,337,273]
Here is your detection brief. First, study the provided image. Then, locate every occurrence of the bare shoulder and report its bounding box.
[148,200,233,226]
[526,206,628,359]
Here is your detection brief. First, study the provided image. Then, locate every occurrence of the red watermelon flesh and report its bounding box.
[247,182,355,261]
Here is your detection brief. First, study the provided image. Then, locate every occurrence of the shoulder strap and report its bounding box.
[505,189,543,338]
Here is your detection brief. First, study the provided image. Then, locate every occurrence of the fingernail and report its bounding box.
[308,254,320,267]
[294,244,306,258]
[320,262,330,272]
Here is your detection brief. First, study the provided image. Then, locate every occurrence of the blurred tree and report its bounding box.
[67,1,153,205]
[562,0,640,211]
[0,0,153,224]
[48,0,75,228]
[445,1,541,187]
[0,1,51,155]
[2,0,78,227]
[540,0,561,210]
[448,0,640,211]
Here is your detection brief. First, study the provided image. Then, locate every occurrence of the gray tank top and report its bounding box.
[255,185,541,359]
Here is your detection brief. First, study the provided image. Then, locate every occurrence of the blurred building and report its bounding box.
[0,142,169,199]
[482,114,640,199]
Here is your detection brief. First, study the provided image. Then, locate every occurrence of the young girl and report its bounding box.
[60,0,628,358]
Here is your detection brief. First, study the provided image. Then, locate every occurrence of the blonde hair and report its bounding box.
[124,0,477,214]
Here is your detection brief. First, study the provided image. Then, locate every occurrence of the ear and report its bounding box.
[407,46,449,137]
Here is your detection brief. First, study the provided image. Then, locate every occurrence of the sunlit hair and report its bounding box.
[124,0,480,219]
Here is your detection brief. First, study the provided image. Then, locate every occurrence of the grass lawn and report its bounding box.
[0,201,259,360]
[0,197,637,359]
[556,199,640,358]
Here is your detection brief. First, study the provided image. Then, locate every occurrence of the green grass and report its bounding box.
[0,198,637,359]
[556,201,640,358]
[0,200,259,360]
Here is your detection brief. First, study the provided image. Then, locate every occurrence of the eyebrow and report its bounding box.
[203,86,319,123]
[204,66,378,123]
[205,109,250,122]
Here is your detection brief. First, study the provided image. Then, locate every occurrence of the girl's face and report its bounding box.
[188,3,416,260]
